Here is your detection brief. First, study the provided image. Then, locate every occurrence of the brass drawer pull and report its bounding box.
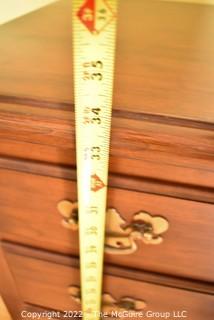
[57,200,169,254]
[57,200,79,231]
[68,285,146,313]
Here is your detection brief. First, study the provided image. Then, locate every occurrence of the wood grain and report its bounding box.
[0,102,213,190]
[0,245,23,320]
[0,0,214,190]
[0,168,214,282]
[0,157,214,204]
[0,0,214,123]
[0,0,214,317]
[2,242,214,320]
[3,241,214,294]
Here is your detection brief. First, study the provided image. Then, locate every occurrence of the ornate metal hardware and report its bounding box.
[68,285,146,314]
[57,200,78,231]
[57,200,169,254]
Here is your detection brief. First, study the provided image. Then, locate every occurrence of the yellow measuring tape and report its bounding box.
[73,1,117,319]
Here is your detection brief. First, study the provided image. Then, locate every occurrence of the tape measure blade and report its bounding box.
[73,1,117,319]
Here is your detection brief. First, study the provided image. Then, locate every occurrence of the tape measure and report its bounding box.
[72,1,117,319]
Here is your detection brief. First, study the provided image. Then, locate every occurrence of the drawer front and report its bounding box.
[0,168,214,282]
[2,243,214,320]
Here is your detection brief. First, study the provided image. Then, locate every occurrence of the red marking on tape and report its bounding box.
[77,0,116,34]
[91,174,105,192]
[77,0,95,33]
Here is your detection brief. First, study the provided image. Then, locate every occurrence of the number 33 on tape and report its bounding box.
[73,1,117,319]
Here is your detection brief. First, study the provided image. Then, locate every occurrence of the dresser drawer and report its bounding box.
[2,242,214,320]
[0,168,214,282]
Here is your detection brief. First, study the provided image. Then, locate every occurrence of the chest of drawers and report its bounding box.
[0,1,214,319]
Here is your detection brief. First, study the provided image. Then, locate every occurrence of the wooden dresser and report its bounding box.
[0,0,214,319]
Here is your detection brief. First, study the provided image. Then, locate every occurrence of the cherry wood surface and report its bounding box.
[0,0,214,123]
[0,0,214,190]
[0,247,23,320]
[3,241,214,295]
[0,168,214,283]
[0,102,214,191]
[2,242,214,320]
[0,0,214,318]
[0,157,214,204]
